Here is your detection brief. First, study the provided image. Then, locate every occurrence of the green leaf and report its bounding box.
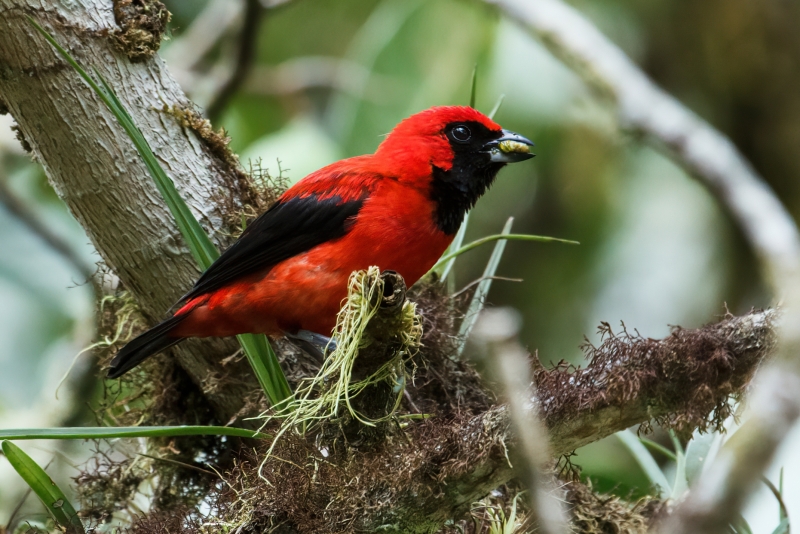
[438,212,470,283]
[639,436,677,462]
[29,17,292,407]
[27,17,219,269]
[0,426,268,440]
[457,217,513,353]
[237,333,293,409]
[762,475,790,527]
[2,440,85,534]
[616,430,671,498]
[733,515,754,534]
[771,517,790,534]
[432,232,579,273]
[488,94,505,119]
[669,430,689,500]
[684,430,719,485]
[469,64,478,108]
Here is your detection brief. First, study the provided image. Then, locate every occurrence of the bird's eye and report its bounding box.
[451,125,471,143]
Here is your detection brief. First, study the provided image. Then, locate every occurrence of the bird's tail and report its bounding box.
[107,314,188,378]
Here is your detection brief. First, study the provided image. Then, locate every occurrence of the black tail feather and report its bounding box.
[107,314,188,378]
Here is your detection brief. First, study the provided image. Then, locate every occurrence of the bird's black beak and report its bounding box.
[482,129,535,163]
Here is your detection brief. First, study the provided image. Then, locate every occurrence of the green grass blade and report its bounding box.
[639,436,677,462]
[432,233,579,272]
[457,217,513,353]
[734,515,754,534]
[616,430,671,498]
[469,64,478,108]
[669,430,688,499]
[0,426,268,440]
[2,441,85,534]
[237,333,293,408]
[762,476,790,526]
[684,430,717,485]
[438,212,470,283]
[488,94,505,119]
[94,70,219,269]
[30,18,292,407]
[771,517,790,534]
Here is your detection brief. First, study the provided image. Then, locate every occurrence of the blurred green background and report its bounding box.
[1,0,798,529]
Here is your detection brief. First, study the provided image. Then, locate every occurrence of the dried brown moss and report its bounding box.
[536,311,775,439]
[110,409,507,534]
[80,283,233,521]
[405,281,494,415]
[565,480,663,534]
[112,0,170,61]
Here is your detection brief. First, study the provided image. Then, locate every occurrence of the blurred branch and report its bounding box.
[482,1,800,532]
[472,308,568,534]
[205,0,265,121]
[165,0,301,111]
[162,0,242,75]
[244,57,400,101]
[0,164,93,280]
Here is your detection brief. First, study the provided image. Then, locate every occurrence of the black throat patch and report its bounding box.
[429,121,505,235]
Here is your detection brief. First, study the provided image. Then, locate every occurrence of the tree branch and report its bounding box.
[205,0,265,121]
[0,162,94,280]
[484,0,800,293]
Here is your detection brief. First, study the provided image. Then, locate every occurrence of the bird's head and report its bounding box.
[375,106,535,234]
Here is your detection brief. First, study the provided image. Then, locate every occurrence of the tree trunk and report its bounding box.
[0,0,256,421]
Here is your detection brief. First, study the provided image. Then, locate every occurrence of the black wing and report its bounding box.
[181,194,364,302]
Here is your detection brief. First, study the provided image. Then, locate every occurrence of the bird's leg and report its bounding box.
[286,330,338,361]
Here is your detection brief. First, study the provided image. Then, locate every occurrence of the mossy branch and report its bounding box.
[357,309,775,533]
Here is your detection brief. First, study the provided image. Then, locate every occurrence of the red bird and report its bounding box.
[108,106,534,378]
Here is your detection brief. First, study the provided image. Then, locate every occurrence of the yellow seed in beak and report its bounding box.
[498,140,531,154]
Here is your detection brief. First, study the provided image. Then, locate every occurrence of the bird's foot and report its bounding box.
[286,330,338,361]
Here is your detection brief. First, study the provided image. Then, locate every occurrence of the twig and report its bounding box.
[136,453,219,477]
[0,165,93,280]
[161,0,242,76]
[472,308,568,534]
[205,0,265,121]
[482,1,800,531]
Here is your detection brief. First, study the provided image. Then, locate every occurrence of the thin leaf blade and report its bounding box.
[2,440,85,534]
[457,217,514,353]
[0,426,268,440]
[469,64,478,108]
[488,94,506,119]
[439,212,470,282]
[237,333,293,407]
[616,430,671,498]
[432,233,579,273]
